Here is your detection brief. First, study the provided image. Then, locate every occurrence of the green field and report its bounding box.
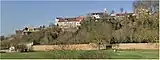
[0,49,159,59]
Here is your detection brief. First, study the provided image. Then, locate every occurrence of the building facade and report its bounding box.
[15,26,43,35]
[55,16,85,28]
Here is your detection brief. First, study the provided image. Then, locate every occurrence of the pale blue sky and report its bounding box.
[1,1,134,36]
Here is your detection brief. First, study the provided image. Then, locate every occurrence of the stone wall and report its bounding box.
[112,43,159,49]
[32,43,98,51]
[32,43,159,51]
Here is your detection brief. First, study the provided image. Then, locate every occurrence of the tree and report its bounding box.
[14,44,28,52]
[132,0,159,43]
[88,20,112,50]
[111,10,115,14]
[120,8,124,13]
[133,0,159,13]
[42,25,45,28]
[0,36,5,41]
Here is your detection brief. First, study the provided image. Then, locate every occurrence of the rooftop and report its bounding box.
[56,16,85,22]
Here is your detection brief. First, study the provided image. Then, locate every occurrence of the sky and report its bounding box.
[1,1,134,36]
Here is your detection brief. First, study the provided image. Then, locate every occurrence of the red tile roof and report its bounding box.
[89,12,105,15]
[56,16,85,22]
[116,13,134,16]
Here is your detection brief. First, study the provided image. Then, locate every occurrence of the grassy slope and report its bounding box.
[0,49,159,59]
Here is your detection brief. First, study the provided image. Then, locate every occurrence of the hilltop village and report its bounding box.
[15,8,136,36]
[0,5,158,52]
[0,0,159,59]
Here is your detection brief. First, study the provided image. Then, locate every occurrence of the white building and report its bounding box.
[55,16,85,28]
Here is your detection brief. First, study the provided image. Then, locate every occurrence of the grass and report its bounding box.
[0,49,159,59]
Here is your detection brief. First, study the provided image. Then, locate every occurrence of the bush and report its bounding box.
[14,44,28,52]
[0,51,6,53]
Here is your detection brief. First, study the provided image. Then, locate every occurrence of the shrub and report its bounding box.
[14,44,28,52]
[0,51,6,53]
